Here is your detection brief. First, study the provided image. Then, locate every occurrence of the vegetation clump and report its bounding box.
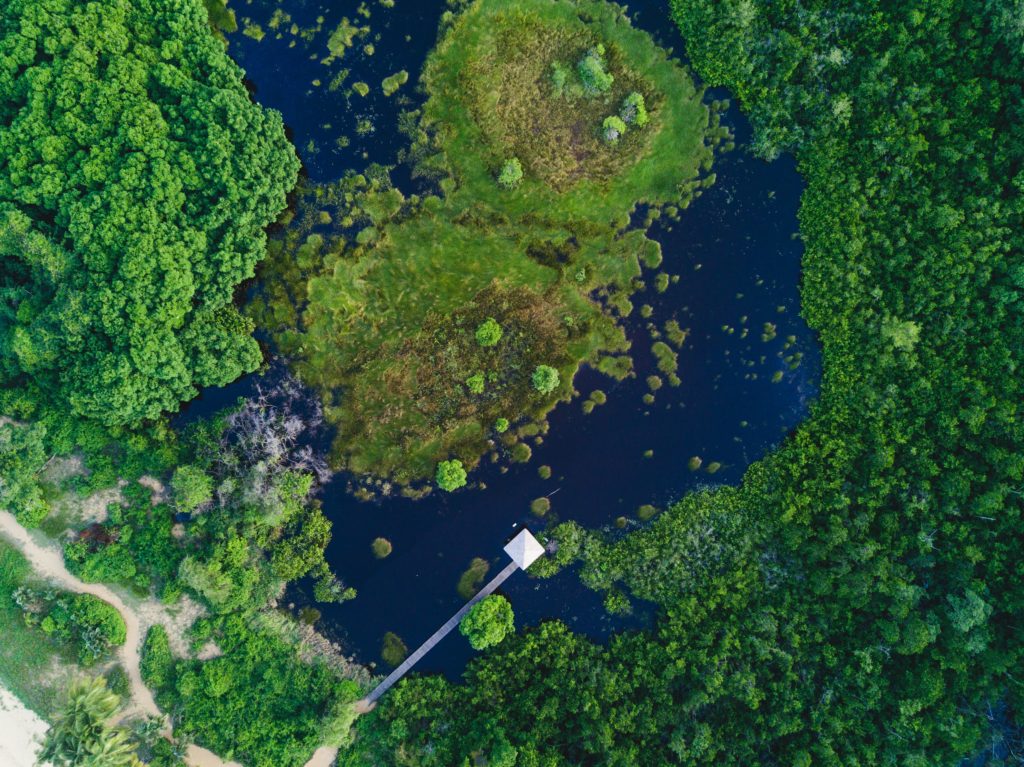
[475,317,504,346]
[436,459,468,492]
[459,595,515,650]
[531,365,560,394]
[250,0,719,488]
[381,632,408,666]
[497,158,524,190]
[371,538,393,559]
[577,45,614,94]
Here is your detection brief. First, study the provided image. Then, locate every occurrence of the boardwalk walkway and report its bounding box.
[363,559,521,705]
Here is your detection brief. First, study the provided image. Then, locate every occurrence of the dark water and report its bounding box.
[185,0,820,678]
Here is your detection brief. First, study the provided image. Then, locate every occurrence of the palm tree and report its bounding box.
[37,677,142,767]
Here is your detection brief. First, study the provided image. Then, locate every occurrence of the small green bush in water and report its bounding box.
[436,459,467,491]
[620,92,648,126]
[381,631,408,666]
[494,417,510,433]
[476,317,504,346]
[603,115,628,144]
[371,538,393,559]
[532,365,560,394]
[497,158,524,190]
[578,44,613,94]
[459,594,515,650]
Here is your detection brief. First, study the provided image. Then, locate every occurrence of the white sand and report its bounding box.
[0,687,49,767]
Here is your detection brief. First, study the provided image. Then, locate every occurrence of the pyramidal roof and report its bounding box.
[504,528,545,569]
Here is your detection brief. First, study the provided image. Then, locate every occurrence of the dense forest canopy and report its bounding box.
[0,0,298,429]
[345,0,1024,764]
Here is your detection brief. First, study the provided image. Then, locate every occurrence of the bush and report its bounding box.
[475,317,504,346]
[620,92,648,126]
[496,158,524,190]
[494,417,510,433]
[459,594,515,650]
[530,497,551,516]
[578,45,614,94]
[171,465,213,513]
[371,538,393,559]
[436,459,467,492]
[531,365,560,394]
[465,372,485,394]
[38,593,127,665]
[141,625,174,690]
[602,115,628,144]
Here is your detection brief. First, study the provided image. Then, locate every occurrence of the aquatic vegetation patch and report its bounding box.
[250,0,724,489]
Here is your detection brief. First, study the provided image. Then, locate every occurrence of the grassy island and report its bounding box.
[253,0,722,488]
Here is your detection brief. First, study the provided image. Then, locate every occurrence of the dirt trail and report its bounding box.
[0,510,159,721]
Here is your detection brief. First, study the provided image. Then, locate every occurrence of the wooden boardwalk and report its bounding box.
[363,559,521,705]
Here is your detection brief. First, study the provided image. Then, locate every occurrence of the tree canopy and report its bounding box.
[0,0,299,428]
[459,595,515,651]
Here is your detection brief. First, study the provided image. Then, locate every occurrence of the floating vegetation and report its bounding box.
[688,456,702,471]
[651,342,680,385]
[538,465,552,479]
[242,21,265,41]
[705,461,722,474]
[382,70,409,96]
[371,537,392,559]
[352,81,370,97]
[510,443,533,464]
[664,320,688,347]
[646,375,663,391]
[530,497,551,516]
[381,631,408,666]
[762,322,778,342]
[637,504,658,520]
[325,18,368,61]
[456,557,490,599]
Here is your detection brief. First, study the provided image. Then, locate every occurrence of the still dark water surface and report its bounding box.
[184,0,820,677]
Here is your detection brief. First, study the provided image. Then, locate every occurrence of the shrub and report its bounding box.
[465,372,486,394]
[550,61,570,95]
[436,459,468,492]
[578,45,614,94]
[494,417,510,433]
[475,317,504,346]
[141,625,174,690]
[531,365,560,394]
[371,537,393,559]
[460,595,515,650]
[620,92,649,126]
[497,158,524,190]
[602,115,628,144]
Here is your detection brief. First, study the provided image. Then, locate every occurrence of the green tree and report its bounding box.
[38,677,142,767]
[0,0,299,429]
[475,317,504,346]
[436,459,467,492]
[531,365,560,394]
[620,92,648,127]
[459,594,514,650]
[170,466,213,513]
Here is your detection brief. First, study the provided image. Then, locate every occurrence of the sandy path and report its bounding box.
[0,510,159,721]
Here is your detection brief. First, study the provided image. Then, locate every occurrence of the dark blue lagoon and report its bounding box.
[185,0,821,678]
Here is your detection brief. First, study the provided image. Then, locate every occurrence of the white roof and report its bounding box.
[504,528,545,569]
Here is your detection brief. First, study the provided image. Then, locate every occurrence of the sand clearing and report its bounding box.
[0,687,49,767]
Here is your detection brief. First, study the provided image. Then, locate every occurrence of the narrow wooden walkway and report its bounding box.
[363,559,521,705]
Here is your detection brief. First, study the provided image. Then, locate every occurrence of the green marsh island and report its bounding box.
[252,0,727,490]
